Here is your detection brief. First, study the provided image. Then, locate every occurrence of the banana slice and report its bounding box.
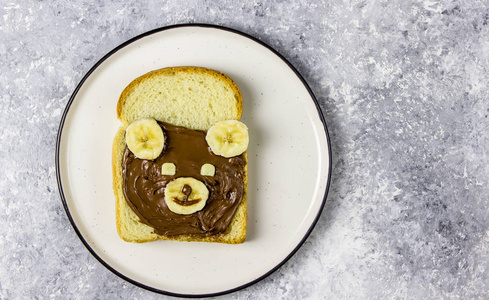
[206,120,249,158]
[161,162,176,175]
[200,163,215,176]
[164,177,209,215]
[125,119,165,160]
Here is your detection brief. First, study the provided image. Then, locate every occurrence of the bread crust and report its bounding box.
[117,66,243,127]
[113,66,247,244]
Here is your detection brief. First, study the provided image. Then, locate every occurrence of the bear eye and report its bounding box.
[161,162,176,175]
[200,163,215,176]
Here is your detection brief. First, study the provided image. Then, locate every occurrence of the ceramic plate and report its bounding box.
[56,24,331,297]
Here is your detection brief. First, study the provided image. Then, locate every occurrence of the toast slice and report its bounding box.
[112,67,247,244]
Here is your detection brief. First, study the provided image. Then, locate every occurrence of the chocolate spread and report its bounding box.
[121,122,246,237]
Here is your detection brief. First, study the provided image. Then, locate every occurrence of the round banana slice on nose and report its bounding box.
[164,177,209,215]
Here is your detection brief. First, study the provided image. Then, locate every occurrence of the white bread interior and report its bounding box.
[117,66,242,130]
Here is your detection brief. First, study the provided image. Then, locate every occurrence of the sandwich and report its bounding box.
[112,66,248,244]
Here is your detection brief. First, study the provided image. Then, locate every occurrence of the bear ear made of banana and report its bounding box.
[124,118,249,215]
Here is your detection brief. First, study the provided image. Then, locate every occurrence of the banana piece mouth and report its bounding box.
[164,177,209,215]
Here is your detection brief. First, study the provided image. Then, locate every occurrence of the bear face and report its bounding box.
[122,122,246,237]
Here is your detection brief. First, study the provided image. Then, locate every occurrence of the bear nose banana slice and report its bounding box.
[125,118,165,160]
[206,120,249,158]
[164,177,209,215]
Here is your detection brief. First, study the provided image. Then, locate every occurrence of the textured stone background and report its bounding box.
[1,0,489,299]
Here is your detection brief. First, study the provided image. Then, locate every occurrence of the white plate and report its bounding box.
[56,24,331,297]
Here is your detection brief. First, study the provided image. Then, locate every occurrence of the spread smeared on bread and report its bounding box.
[122,122,246,236]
